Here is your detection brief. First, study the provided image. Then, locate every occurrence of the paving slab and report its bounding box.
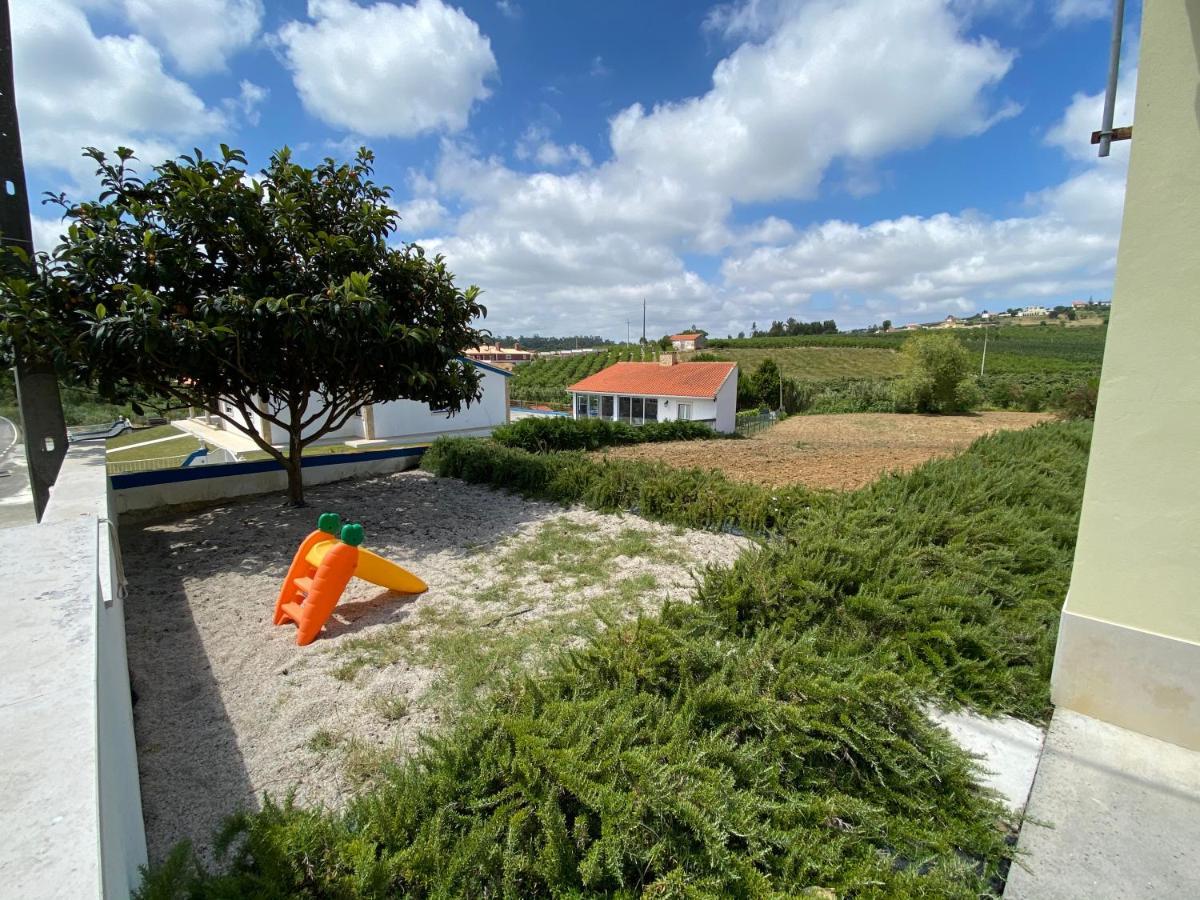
[1005,708,1200,899]
[929,708,1045,813]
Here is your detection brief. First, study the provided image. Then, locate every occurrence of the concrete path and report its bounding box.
[0,416,35,529]
[1006,709,1200,899]
[174,417,262,457]
[106,431,192,454]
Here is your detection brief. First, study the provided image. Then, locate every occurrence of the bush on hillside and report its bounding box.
[1060,377,1100,419]
[892,333,980,413]
[491,416,717,453]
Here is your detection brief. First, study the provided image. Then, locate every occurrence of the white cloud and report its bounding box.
[414,0,1021,333]
[29,215,67,255]
[496,0,520,20]
[611,0,1015,207]
[276,0,497,138]
[715,72,1136,331]
[123,0,263,74]
[11,0,227,189]
[225,80,269,126]
[514,125,592,169]
[1053,0,1109,25]
[396,197,449,232]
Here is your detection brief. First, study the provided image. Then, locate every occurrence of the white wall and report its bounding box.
[219,366,509,446]
[370,366,509,442]
[713,368,738,433]
[113,451,423,513]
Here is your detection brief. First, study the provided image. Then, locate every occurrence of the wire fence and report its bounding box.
[106,454,194,475]
[735,411,776,438]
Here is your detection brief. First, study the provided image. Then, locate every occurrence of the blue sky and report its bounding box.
[13,0,1138,338]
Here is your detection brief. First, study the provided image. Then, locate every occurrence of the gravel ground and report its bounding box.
[122,470,748,866]
[600,411,1055,489]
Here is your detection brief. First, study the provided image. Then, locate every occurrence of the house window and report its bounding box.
[577,394,588,417]
[588,395,601,417]
[644,398,658,422]
[618,396,630,421]
[602,396,614,419]
[677,403,692,421]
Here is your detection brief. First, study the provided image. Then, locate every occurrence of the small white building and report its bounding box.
[1019,305,1050,317]
[669,332,706,351]
[213,358,512,445]
[568,355,738,433]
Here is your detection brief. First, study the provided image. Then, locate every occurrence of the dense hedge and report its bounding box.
[491,416,718,453]
[139,422,1092,897]
[424,437,818,534]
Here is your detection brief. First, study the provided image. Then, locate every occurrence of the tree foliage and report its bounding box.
[0,145,486,503]
[892,333,980,414]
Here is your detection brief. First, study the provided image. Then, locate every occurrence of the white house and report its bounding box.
[1019,305,1050,317]
[212,357,512,445]
[568,355,737,433]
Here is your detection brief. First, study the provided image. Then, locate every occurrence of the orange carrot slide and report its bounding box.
[273,512,341,625]
[276,524,363,646]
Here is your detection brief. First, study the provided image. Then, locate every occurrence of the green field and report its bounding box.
[709,324,1108,375]
[701,346,903,380]
[509,326,1107,411]
[509,344,659,405]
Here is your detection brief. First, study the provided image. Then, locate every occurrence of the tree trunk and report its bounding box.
[285,429,306,506]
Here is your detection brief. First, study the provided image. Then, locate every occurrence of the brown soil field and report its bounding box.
[600,411,1055,490]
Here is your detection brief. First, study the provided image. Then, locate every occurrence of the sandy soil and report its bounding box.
[601,412,1054,490]
[122,470,748,865]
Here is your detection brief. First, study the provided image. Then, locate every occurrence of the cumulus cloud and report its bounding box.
[715,71,1136,331]
[514,125,592,169]
[11,0,227,190]
[123,0,263,74]
[1052,0,1110,25]
[276,0,497,138]
[412,0,1026,333]
[614,0,1016,206]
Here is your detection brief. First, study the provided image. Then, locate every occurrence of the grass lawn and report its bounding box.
[106,423,185,450]
[106,427,201,465]
[239,441,424,462]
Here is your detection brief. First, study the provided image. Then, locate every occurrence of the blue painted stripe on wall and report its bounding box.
[109,445,427,490]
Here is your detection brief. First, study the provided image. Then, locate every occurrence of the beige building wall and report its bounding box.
[1052,0,1200,749]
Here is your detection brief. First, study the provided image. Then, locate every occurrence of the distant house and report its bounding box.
[980,310,993,320]
[568,355,737,433]
[1072,300,1089,309]
[464,344,535,365]
[1019,306,1050,317]
[213,358,513,446]
[669,332,706,351]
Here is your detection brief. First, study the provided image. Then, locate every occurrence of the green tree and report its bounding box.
[892,333,980,413]
[881,319,893,331]
[0,145,486,504]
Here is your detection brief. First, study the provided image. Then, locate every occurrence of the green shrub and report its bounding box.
[491,416,718,453]
[1060,377,1100,419]
[423,437,818,534]
[891,333,979,413]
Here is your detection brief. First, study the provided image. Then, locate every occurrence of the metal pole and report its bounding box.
[1097,0,1126,158]
[1,0,68,521]
[980,327,989,377]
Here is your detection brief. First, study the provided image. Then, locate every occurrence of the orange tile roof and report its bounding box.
[669,332,703,340]
[569,361,736,399]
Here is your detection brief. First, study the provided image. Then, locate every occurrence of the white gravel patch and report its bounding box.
[122,470,750,865]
